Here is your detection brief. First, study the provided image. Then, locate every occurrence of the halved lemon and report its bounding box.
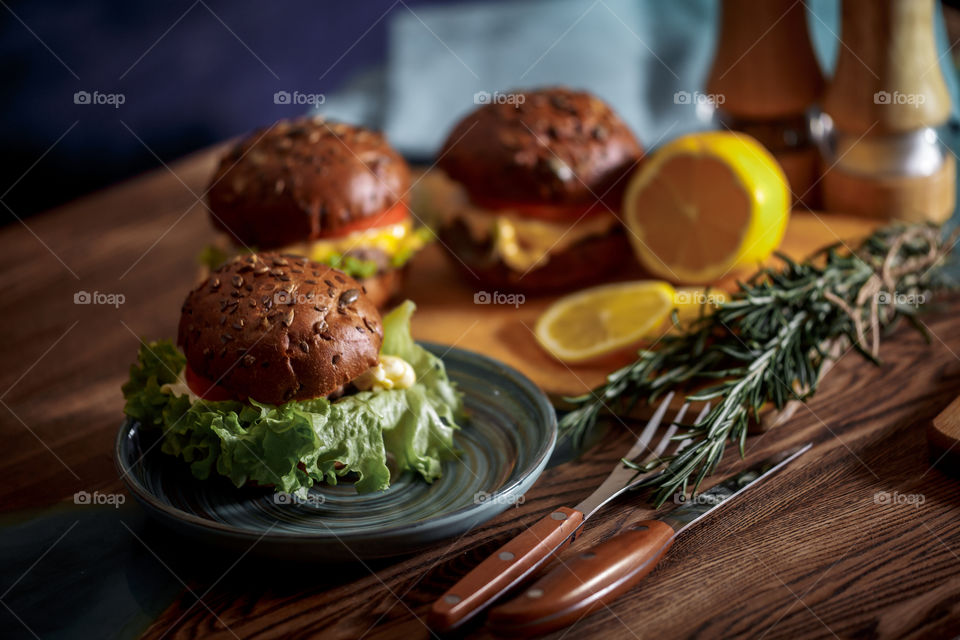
[623,131,789,284]
[534,281,675,363]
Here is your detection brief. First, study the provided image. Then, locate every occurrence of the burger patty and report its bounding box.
[343,247,393,274]
[438,218,632,292]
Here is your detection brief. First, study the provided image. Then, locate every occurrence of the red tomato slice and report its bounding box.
[316,201,410,239]
[468,197,616,223]
[185,365,237,402]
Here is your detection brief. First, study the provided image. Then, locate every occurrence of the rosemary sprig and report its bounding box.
[560,224,957,506]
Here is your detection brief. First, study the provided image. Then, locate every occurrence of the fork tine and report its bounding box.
[622,391,675,461]
[648,401,689,462]
[674,401,712,455]
[621,401,711,492]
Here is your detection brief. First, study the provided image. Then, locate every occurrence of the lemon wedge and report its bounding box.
[623,131,789,284]
[535,281,676,363]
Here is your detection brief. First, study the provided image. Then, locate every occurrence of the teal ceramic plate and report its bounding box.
[115,343,557,561]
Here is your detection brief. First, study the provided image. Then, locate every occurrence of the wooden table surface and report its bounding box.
[3,148,960,639]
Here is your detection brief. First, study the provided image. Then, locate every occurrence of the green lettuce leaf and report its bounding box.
[326,253,380,279]
[122,301,462,494]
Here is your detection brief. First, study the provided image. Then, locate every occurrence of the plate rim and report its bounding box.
[114,342,557,544]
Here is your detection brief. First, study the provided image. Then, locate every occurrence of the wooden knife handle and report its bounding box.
[428,507,584,632]
[486,519,675,636]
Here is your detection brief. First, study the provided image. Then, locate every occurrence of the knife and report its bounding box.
[428,393,690,633]
[486,443,813,636]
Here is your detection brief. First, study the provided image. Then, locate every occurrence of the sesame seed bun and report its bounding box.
[437,87,642,208]
[207,117,411,249]
[177,252,383,405]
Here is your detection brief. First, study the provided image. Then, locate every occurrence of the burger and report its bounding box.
[202,116,432,307]
[422,87,643,291]
[122,252,461,494]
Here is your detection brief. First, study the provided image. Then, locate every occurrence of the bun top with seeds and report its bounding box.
[437,87,642,207]
[207,116,411,249]
[177,252,383,405]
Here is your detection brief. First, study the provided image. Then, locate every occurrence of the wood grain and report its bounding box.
[1,149,960,639]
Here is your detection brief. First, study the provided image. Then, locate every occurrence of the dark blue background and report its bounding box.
[0,0,475,219]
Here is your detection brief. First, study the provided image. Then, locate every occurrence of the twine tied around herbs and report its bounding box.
[823,225,955,359]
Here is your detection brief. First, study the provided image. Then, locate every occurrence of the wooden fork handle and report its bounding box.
[487,519,675,636]
[428,507,584,632]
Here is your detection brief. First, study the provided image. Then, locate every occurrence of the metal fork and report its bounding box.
[574,396,709,519]
[429,392,709,632]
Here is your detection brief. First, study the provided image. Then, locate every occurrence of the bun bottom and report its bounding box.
[438,220,632,293]
[359,268,405,308]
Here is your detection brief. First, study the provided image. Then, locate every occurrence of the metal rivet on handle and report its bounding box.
[527,588,544,599]
[444,595,461,605]
[499,551,515,561]
[550,511,567,521]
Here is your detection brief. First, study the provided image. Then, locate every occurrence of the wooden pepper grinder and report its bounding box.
[821,0,955,223]
[706,0,825,207]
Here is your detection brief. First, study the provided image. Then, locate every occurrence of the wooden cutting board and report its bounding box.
[405,210,881,398]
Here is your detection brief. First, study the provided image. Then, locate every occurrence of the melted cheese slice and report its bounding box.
[416,170,618,272]
[283,221,423,263]
[207,220,426,271]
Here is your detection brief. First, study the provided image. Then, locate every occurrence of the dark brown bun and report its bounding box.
[178,252,383,405]
[437,87,642,207]
[207,117,411,249]
[439,221,632,292]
